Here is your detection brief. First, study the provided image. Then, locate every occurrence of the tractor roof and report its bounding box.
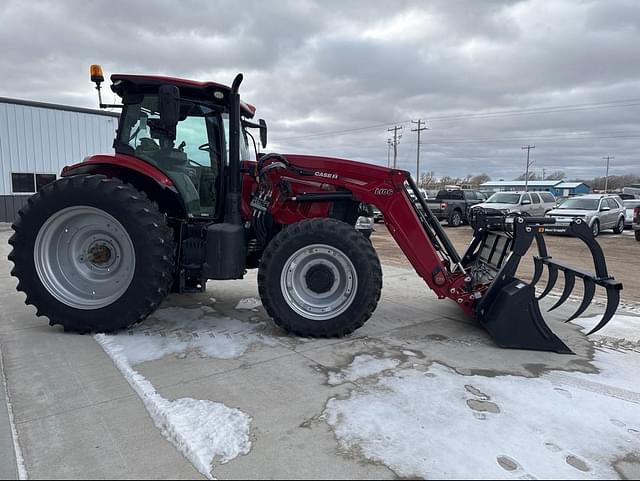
[110,74,256,118]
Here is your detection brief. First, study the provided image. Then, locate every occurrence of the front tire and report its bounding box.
[448,210,463,227]
[9,175,175,333]
[613,217,624,234]
[591,219,600,237]
[258,219,382,337]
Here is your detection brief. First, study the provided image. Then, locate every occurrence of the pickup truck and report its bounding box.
[425,189,487,227]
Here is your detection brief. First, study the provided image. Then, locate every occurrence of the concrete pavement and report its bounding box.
[0,225,639,479]
[1,345,18,480]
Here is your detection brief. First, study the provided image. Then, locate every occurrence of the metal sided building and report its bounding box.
[0,97,118,222]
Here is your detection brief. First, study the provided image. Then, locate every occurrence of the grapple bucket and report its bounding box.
[467,211,622,354]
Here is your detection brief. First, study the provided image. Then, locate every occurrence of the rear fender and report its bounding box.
[62,154,187,218]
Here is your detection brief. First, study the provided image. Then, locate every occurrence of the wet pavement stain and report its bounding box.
[466,399,501,414]
[496,455,520,472]
[566,455,591,472]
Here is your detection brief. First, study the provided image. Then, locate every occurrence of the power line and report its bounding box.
[522,145,536,191]
[411,119,429,180]
[274,98,640,142]
[388,126,403,168]
[603,155,615,193]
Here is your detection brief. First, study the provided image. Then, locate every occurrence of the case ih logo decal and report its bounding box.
[374,187,394,196]
[314,171,339,180]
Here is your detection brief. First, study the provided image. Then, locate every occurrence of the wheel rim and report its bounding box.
[34,206,136,310]
[453,213,461,225]
[592,222,599,236]
[280,244,358,320]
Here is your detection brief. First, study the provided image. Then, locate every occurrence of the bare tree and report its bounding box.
[470,173,491,186]
[515,172,540,181]
[418,171,437,189]
[545,171,566,180]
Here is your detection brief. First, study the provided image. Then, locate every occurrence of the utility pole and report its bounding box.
[542,168,546,181]
[603,155,614,193]
[411,119,429,180]
[386,139,392,168]
[521,145,536,192]
[388,126,403,169]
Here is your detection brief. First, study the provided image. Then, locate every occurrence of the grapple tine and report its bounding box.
[537,263,559,300]
[567,277,596,322]
[549,271,576,312]
[587,285,621,335]
[531,257,545,286]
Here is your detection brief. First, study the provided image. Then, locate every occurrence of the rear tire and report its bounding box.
[636,230,640,242]
[258,218,382,337]
[613,217,624,234]
[9,175,175,333]
[448,210,463,227]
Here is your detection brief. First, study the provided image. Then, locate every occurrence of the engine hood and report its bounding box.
[547,209,593,217]
[474,202,518,211]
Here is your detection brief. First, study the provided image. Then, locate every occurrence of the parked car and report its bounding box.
[619,193,638,200]
[546,194,626,237]
[425,189,487,227]
[356,204,375,237]
[623,200,640,228]
[355,216,374,238]
[471,191,556,217]
[634,205,640,241]
[371,206,384,223]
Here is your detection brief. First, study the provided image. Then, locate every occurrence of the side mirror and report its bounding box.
[521,199,531,205]
[259,119,268,148]
[600,206,611,212]
[158,85,180,139]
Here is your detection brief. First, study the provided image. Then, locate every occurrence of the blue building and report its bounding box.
[481,180,591,197]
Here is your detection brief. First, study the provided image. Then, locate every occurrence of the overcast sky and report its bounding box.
[1,0,639,180]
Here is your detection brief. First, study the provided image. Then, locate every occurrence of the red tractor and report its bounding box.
[8,66,622,353]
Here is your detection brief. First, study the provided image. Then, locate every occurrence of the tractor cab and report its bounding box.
[108,74,259,219]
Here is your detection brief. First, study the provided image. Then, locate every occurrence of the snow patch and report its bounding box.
[106,306,277,365]
[325,357,640,479]
[235,298,262,310]
[94,305,280,478]
[575,314,640,344]
[328,355,400,386]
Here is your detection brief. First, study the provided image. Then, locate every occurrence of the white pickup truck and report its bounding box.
[471,191,557,217]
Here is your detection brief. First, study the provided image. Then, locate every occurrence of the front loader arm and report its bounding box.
[257,154,471,306]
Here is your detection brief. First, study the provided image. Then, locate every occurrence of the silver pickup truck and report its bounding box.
[471,191,557,217]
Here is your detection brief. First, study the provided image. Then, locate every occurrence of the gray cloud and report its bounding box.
[1,0,639,180]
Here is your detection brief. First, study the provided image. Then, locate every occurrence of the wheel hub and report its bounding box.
[34,206,136,310]
[86,242,114,267]
[280,244,358,320]
[305,265,335,294]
